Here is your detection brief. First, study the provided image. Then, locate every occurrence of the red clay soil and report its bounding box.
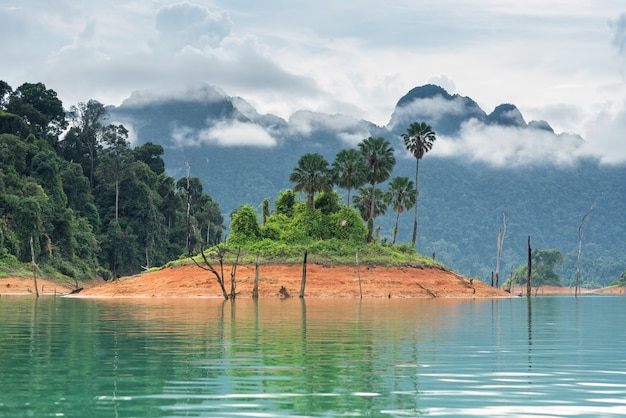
[2,266,623,298]
[72,264,508,298]
[0,277,73,295]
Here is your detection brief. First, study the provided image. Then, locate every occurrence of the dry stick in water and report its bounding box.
[356,251,362,299]
[299,249,307,298]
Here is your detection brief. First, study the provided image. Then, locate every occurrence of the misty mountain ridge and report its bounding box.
[111,83,584,168]
[107,83,625,286]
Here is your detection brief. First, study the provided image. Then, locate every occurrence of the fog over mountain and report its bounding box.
[113,83,591,167]
[108,84,626,285]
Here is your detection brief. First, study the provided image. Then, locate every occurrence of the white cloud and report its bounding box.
[433,119,586,167]
[154,2,232,51]
[393,96,469,121]
[289,111,366,135]
[171,121,277,148]
[121,84,228,107]
[581,102,626,165]
[2,0,626,165]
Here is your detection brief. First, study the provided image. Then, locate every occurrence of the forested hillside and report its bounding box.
[0,81,223,280]
[108,84,626,287]
[2,80,624,287]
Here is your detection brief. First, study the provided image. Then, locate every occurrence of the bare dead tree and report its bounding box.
[495,212,507,288]
[229,248,241,299]
[252,253,260,299]
[192,244,237,300]
[184,160,194,257]
[575,194,603,296]
[299,249,308,298]
[527,236,532,298]
[30,236,39,298]
[356,251,362,299]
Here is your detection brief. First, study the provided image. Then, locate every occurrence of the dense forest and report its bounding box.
[0,81,224,280]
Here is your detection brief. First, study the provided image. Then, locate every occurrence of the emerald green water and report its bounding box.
[1,296,625,417]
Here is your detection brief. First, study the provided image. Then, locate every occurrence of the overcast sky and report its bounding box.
[2,1,626,164]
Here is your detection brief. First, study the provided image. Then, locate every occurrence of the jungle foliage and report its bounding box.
[0,81,224,280]
[508,248,564,287]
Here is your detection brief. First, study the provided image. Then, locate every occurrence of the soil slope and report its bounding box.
[2,266,623,298]
[72,264,508,298]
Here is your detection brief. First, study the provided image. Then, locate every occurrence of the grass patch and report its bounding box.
[163,240,446,271]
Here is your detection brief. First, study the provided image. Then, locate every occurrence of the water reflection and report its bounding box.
[1,296,625,416]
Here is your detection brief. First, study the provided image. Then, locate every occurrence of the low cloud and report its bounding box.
[289,111,370,137]
[120,84,228,107]
[581,102,626,165]
[155,2,232,51]
[172,121,277,147]
[433,119,586,167]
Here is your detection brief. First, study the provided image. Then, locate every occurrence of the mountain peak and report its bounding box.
[388,84,485,135]
[486,104,526,127]
[395,84,453,108]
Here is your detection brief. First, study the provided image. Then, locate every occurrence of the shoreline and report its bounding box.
[1,265,623,298]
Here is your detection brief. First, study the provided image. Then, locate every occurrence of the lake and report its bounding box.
[1,295,625,417]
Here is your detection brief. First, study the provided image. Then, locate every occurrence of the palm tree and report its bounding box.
[354,186,391,230]
[402,122,436,248]
[289,153,333,210]
[358,137,396,238]
[387,176,416,244]
[332,148,366,206]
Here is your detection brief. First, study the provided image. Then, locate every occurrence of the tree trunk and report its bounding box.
[195,249,229,300]
[495,214,507,289]
[30,236,39,298]
[356,251,362,299]
[299,250,307,298]
[411,158,420,248]
[252,253,260,299]
[144,242,151,270]
[369,184,376,223]
[229,248,241,299]
[184,161,192,257]
[575,195,601,296]
[527,236,532,298]
[392,210,400,244]
[115,179,119,221]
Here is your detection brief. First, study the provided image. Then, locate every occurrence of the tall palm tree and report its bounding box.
[289,153,333,210]
[387,176,416,244]
[358,136,396,229]
[332,148,366,206]
[402,122,436,248]
[353,185,389,242]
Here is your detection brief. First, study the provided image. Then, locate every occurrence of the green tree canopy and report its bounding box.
[6,82,67,143]
[511,248,564,287]
[289,153,333,210]
[332,148,366,207]
[275,189,297,217]
[133,142,165,175]
[227,204,260,245]
[357,137,395,241]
